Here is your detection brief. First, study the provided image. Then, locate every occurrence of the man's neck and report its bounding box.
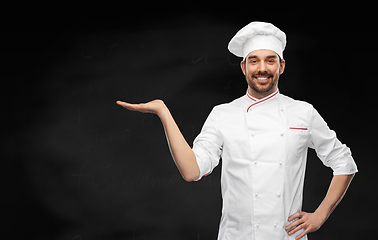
[247,87,278,100]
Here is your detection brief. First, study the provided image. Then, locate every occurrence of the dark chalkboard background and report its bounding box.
[4,6,376,240]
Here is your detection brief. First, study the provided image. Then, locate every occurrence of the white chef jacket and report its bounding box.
[192,89,358,240]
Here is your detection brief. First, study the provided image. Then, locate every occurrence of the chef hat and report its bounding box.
[228,21,286,60]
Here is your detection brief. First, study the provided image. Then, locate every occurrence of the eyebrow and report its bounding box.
[247,55,278,60]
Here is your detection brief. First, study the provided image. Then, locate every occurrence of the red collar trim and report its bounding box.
[246,89,279,112]
[246,91,257,101]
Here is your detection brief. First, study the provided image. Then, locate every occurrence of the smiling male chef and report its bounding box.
[117,21,358,240]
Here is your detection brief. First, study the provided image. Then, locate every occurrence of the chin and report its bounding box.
[251,82,275,94]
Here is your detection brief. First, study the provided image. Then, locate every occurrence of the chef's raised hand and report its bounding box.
[116,100,166,115]
[285,211,326,239]
[116,99,200,182]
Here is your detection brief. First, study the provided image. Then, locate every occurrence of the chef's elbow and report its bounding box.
[179,161,200,182]
[182,172,200,182]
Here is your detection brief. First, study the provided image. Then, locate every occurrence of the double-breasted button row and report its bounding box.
[254,223,282,228]
[252,162,283,165]
[250,133,284,137]
[254,193,282,197]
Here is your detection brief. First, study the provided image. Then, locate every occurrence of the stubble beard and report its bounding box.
[247,74,279,95]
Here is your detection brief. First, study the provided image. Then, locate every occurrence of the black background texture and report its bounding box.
[3,6,376,240]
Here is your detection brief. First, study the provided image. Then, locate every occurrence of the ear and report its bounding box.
[279,59,286,75]
[240,60,246,76]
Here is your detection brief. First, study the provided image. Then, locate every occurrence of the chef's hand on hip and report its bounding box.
[116,100,166,115]
[285,211,326,239]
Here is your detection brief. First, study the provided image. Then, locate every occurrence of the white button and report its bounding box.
[251,134,254,137]
[277,193,281,197]
[274,223,277,227]
[280,133,284,136]
[255,224,259,228]
[255,193,259,197]
[254,161,257,164]
[279,162,282,165]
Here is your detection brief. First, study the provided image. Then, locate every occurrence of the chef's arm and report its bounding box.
[314,173,355,221]
[116,100,200,182]
[286,173,355,239]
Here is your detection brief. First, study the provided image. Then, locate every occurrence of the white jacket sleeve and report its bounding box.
[309,107,358,175]
[192,107,223,181]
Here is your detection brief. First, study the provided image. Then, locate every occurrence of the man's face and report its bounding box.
[241,49,285,99]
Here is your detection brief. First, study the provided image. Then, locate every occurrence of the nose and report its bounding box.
[257,61,267,73]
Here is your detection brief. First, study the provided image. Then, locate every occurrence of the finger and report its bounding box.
[288,212,304,222]
[286,218,303,232]
[288,223,305,236]
[285,222,297,232]
[116,101,129,107]
[295,228,310,240]
[116,101,140,111]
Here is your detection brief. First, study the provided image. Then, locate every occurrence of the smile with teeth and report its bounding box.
[255,76,271,82]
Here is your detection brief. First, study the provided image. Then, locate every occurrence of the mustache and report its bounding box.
[252,71,273,77]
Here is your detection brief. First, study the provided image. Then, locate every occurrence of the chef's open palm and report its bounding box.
[116,100,165,115]
[116,99,200,181]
